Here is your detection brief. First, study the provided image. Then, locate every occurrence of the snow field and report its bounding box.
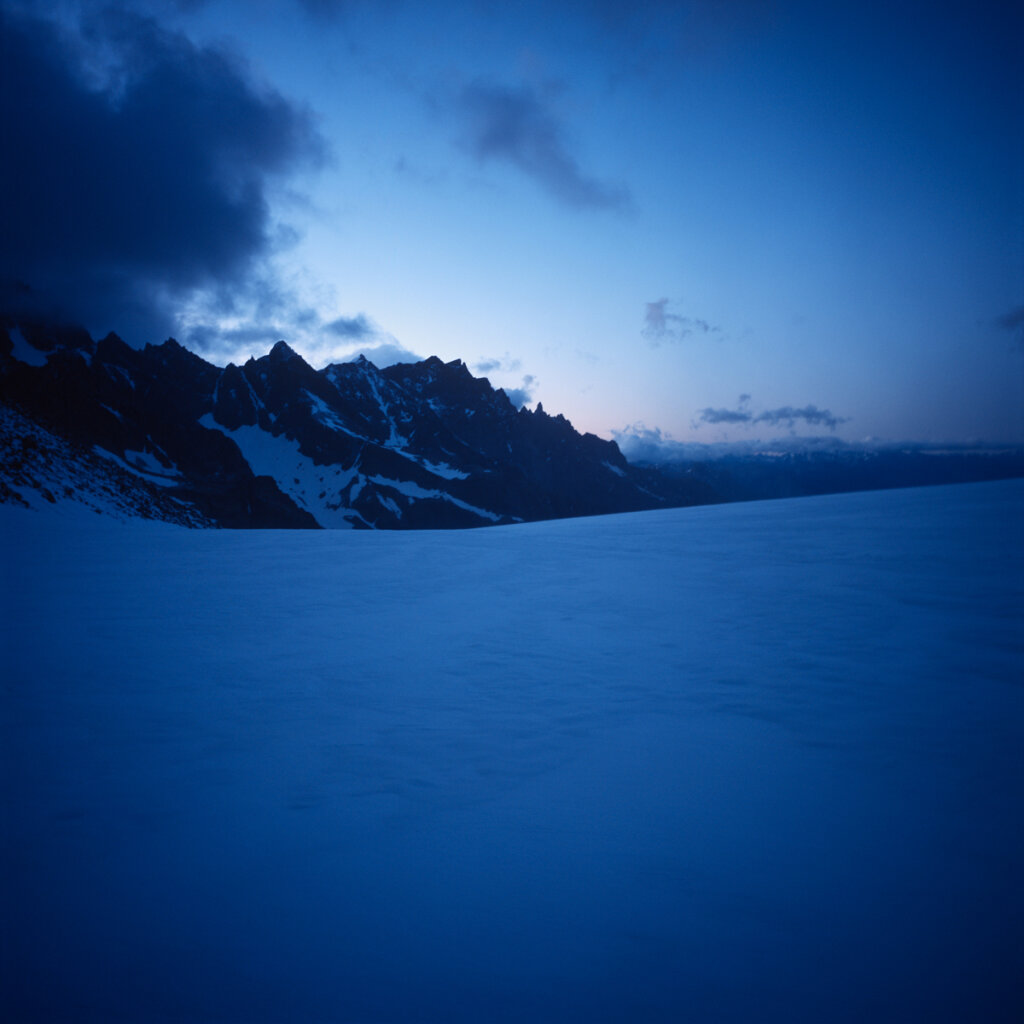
[2,480,1022,1022]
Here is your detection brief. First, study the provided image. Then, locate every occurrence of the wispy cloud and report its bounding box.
[325,314,375,340]
[455,80,630,211]
[995,304,1024,349]
[642,298,721,346]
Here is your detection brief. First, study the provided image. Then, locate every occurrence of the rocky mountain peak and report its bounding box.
[268,339,299,361]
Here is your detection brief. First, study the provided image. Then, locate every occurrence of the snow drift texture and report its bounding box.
[3,479,1022,1022]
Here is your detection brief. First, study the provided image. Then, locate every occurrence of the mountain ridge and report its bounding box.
[1,318,698,528]
[4,316,1023,529]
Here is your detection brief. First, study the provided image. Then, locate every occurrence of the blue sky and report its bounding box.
[2,0,1022,445]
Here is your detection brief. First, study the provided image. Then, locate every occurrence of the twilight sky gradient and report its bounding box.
[2,0,1022,445]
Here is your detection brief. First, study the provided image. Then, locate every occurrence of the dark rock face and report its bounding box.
[0,319,697,528]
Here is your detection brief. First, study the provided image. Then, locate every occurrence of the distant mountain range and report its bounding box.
[2,318,1022,528]
[629,438,1024,506]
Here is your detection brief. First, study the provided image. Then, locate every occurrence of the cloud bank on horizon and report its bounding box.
[1,0,1021,444]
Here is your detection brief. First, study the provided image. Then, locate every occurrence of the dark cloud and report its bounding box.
[175,266,330,362]
[696,398,847,432]
[456,80,630,211]
[325,314,375,340]
[185,322,295,353]
[643,299,674,341]
[0,4,324,344]
[755,405,846,431]
[642,298,720,345]
[698,407,753,425]
[180,290,319,356]
[502,374,538,410]
[472,354,522,375]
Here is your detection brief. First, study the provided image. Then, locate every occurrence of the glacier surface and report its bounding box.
[2,480,1022,1022]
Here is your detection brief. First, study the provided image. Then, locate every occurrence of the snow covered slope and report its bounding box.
[3,480,1022,1022]
[0,403,215,526]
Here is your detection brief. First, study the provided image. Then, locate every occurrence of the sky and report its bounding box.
[2,0,1022,447]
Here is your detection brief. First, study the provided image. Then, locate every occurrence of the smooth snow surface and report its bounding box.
[3,481,1022,1023]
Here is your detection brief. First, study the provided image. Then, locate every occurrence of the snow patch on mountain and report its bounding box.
[200,415,359,528]
[360,361,406,448]
[8,326,49,367]
[367,474,504,522]
[416,458,469,480]
[93,445,182,487]
[302,389,359,437]
[1,403,211,525]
